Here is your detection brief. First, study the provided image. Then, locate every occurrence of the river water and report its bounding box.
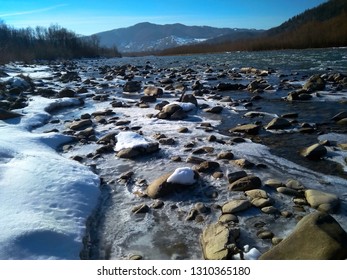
[32,48,347,260]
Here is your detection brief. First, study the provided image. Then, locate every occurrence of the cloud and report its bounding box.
[0,4,68,18]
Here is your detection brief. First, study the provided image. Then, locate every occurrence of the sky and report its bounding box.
[0,0,328,35]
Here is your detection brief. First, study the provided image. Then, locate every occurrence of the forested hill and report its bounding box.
[267,0,347,35]
[160,0,347,55]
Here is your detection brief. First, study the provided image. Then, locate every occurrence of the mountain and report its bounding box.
[89,22,263,53]
[160,0,347,55]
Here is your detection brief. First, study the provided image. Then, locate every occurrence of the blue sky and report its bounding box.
[0,0,328,35]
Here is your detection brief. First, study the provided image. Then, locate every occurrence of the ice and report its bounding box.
[0,96,100,259]
[167,167,197,185]
[163,101,197,112]
[115,131,151,152]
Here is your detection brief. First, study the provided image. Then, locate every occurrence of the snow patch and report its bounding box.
[167,167,197,185]
[115,131,150,152]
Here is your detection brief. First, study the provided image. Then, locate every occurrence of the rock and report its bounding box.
[305,189,340,213]
[200,223,239,260]
[337,118,347,125]
[301,143,327,160]
[265,117,291,130]
[245,189,272,208]
[144,86,163,96]
[228,175,262,191]
[227,171,248,183]
[331,111,347,122]
[180,94,198,107]
[0,108,22,120]
[116,142,159,159]
[222,199,252,214]
[261,206,278,214]
[285,179,305,190]
[124,81,141,93]
[231,158,254,169]
[195,161,220,173]
[69,119,93,130]
[219,214,239,224]
[217,151,234,160]
[338,143,347,150]
[259,212,347,259]
[276,187,300,197]
[146,168,199,199]
[216,83,244,91]
[264,179,284,189]
[257,230,274,240]
[229,124,261,135]
[57,88,76,98]
[303,74,326,92]
[204,106,223,114]
[132,204,150,214]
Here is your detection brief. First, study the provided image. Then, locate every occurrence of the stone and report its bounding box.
[264,179,284,189]
[265,117,291,130]
[132,204,150,214]
[217,151,234,160]
[331,111,347,122]
[261,206,278,214]
[245,189,272,208]
[0,109,22,120]
[58,88,76,98]
[200,223,239,260]
[180,94,198,107]
[227,171,248,183]
[69,119,93,130]
[144,86,163,96]
[219,214,239,224]
[146,169,199,199]
[229,124,261,135]
[305,189,340,213]
[257,230,274,240]
[222,199,252,214]
[116,142,159,159]
[303,74,326,92]
[195,161,220,173]
[124,81,141,92]
[337,118,347,125]
[276,187,300,197]
[231,158,254,169]
[228,175,262,191]
[204,106,223,114]
[301,143,327,160]
[259,212,347,260]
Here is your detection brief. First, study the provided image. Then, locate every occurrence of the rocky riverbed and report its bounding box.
[1,48,347,260]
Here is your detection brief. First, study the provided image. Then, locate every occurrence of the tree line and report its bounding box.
[0,21,121,64]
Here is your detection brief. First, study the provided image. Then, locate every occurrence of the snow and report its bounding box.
[0,96,100,259]
[166,167,197,185]
[115,131,150,152]
[163,101,197,112]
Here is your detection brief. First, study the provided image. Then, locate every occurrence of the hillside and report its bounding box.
[160,0,347,55]
[90,22,263,53]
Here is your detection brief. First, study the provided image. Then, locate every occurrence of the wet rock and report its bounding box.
[216,83,244,91]
[303,74,325,92]
[305,189,340,213]
[96,132,117,144]
[180,94,198,107]
[265,117,291,130]
[177,127,189,133]
[257,230,274,240]
[245,189,272,208]
[140,95,156,103]
[337,118,347,125]
[281,112,299,119]
[259,212,347,260]
[200,223,240,260]
[285,179,305,190]
[150,200,164,209]
[301,143,327,160]
[276,187,300,197]
[228,175,261,191]
[60,71,81,83]
[116,142,159,158]
[229,124,261,135]
[222,199,252,214]
[261,206,278,214]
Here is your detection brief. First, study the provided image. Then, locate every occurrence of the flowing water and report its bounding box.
[30,48,347,260]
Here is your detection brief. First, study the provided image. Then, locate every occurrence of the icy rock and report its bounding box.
[301,143,327,160]
[146,167,199,199]
[0,108,23,120]
[222,199,252,214]
[265,117,291,130]
[229,124,261,135]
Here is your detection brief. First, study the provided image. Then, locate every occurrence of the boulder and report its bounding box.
[305,189,340,213]
[222,199,252,214]
[259,212,347,259]
[265,117,291,130]
[69,119,93,131]
[200,223,240,260]
[144,86,163,96]
[228,175,262,191]
[180,94,198,107]
[146,167,199,199]
[116,142,159,159]
[331,111,347,122]
[230,124,261,135]
[303,75,326,92]
[301,143,327,160]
